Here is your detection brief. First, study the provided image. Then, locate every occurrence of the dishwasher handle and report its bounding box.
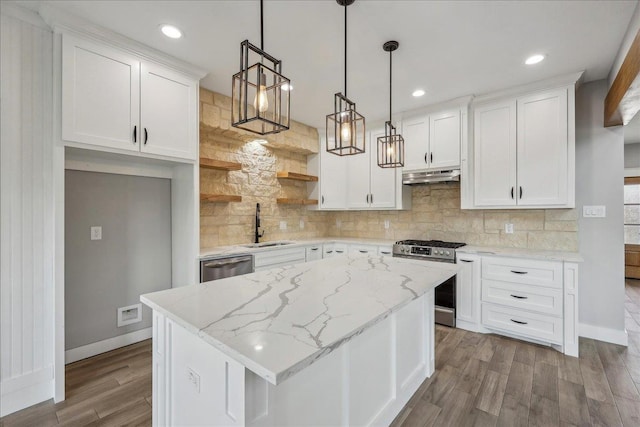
[203,257,252,268]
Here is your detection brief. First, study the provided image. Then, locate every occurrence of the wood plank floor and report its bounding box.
[2,279,640,426]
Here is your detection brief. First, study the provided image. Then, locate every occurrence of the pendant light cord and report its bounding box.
[344,2,348,98]
[389,48,392,123]
[260,0,264,50]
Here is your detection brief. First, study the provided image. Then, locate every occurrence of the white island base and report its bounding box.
[151,291,434,427]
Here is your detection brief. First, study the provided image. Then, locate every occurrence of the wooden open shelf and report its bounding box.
[200,158,242,171]
[276,198,318,205]
[276,171,318,182]
[200,194,242,203]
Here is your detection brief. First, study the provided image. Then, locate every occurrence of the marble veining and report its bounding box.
[141,255,458,385]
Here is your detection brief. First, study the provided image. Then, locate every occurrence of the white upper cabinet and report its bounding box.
[140,63,197,160]
[62,34,197,161]
[470,85,574,209]
[347,127,397,209]
[401,109,461,172]
[62,35,140,152]
[516,90,568,206]
[473,100,517,207]
[318,137,348,209]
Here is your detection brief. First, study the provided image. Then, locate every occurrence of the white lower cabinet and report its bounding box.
[254,247,306,272]
[348,244,378,256]
[323,243,348,258]
[478,255,579,357]
[305,244,323,262]
[455,254,481,331]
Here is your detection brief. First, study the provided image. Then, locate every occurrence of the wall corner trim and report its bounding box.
[579,323,629,346]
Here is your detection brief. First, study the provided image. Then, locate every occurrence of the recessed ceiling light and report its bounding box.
[525,54,545,65]
[282,84,293,91]
[254,344,263,351]
[412,89,426,97]
[160,24,182,39]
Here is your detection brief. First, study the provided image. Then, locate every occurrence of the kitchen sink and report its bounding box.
[240,241,295,248]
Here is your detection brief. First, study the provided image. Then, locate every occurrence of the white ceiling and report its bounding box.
[28,0,639,129]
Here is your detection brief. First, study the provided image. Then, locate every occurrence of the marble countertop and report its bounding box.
[141,254,458,385]
[457,245,583,262]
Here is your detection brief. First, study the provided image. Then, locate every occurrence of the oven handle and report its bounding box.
[203,258,250,268]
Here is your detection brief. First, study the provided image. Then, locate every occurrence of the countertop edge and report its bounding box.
[456,246,583,262]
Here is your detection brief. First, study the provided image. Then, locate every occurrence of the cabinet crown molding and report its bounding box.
[472,71,584,105]
[38,3,207,79]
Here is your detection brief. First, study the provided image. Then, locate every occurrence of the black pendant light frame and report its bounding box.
[377,40,405,168]
[326,0,366,156]
[232,0,290,135]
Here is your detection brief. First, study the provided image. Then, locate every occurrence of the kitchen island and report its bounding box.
[141,254,459,426]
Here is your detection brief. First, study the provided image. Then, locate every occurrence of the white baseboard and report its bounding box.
[579,323,628,346]
[65,327,152,364]
[0,366,54,417]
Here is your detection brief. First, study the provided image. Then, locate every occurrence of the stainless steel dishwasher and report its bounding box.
[200,254,254,283]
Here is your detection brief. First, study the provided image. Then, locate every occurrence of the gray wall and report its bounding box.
[65,170,172,350]
[575,80,625,334]
[625,143,640,169]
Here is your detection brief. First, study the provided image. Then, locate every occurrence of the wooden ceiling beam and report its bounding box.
[605,29,640,127]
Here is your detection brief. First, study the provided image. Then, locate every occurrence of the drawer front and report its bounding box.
[482,279,563,317]
[482,303,563,344]
[254,248,306,269]
[482,256,562,288]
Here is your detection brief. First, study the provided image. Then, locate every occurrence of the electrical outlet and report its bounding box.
[583,205,606,218]
[280,221,287,230]
[336,219,342,229]
[299,219,304,229]
[384,220,390,229]
[505,223,514,234]
[90,226,102,240]
[187,367,200,393]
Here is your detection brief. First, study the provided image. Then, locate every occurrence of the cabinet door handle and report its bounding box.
[380,251,391,255]
[326,250,333,254]
[510,294,528,299]
[510,319,528,325]
[519,186,523,199]
[366,194,369,204]
[321,196,324,204]
[510,270,528,275]
[370,194,373,204]
[511,187,514,199]
[359,250,368,253]
[430,152,433,163]
[133,125,137,143]
[336,250,344,253]
[310,247,319,251]
[144,128,148,145]
[424,153,428,164]
[459,259,473,263]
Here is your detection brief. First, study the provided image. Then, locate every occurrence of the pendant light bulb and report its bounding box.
[341,120,351,141]
[254,73,269,113]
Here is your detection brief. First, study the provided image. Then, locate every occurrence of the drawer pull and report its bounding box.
[336,250,344,254]
[510,319,528,325]
[310,247,319,251]
[359,250,368,253]
[510,270,528,275]
[459,259,473,263]
[510,294,528,300]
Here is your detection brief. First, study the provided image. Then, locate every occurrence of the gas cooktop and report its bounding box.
[392,240,466,262]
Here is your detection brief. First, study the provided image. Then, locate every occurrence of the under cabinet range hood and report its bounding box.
[402,170,461,185]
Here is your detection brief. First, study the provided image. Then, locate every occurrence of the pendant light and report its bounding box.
[377,41,404,168]
[326,0,365,156]
[232,0,290,135]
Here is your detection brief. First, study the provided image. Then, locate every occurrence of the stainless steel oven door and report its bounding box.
[434,275,456,327]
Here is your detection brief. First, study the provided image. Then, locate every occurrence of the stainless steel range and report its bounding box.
[393,239,466,327]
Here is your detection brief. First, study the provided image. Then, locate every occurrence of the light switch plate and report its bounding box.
[384,220,390,229]
[583,205,606,218]
[299,219,304,229]
[505,223,514,234]
[280,221,287,230]
[90,226,102,240]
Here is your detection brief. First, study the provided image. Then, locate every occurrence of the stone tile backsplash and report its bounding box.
[199,88,578,252]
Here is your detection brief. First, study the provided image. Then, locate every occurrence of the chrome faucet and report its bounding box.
[255,203,265,243]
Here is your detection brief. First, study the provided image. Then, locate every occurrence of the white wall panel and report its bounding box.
[0,7,55,416]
